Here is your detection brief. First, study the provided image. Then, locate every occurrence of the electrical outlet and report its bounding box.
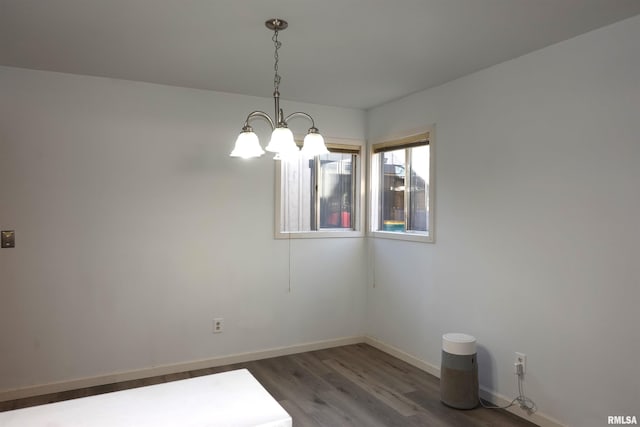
[213,318,224,334]
[1,230,15,248]
[515,352,526,375]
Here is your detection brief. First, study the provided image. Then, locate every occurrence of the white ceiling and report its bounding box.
[2,0,640,109]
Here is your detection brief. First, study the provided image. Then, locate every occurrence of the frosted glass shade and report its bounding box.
[301,132,329,157]
[230,131,264,158]
[265,127,298,154]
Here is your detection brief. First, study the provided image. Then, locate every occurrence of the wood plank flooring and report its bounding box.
[0,344,537,426]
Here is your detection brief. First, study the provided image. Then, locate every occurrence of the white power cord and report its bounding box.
[480,361,537,412]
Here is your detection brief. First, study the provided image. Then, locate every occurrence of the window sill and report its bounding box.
[275,230,364,239]
[370,230,433,243]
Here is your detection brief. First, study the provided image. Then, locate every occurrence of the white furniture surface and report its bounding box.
[0,368,292,427]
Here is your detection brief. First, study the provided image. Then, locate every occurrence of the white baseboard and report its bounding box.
[0,336,363,402]
[364,336,566,427]
[0,334,566,427]
[478,388,566,427]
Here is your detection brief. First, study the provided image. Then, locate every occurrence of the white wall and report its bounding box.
[0,66,367,392]
[2,14,639,426]
[366,15,640,427]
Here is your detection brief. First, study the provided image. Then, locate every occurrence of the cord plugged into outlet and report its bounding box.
[480,352,536,413]
[514,352,526,375]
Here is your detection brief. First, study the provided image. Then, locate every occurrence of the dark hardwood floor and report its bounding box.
[0,343,537,426]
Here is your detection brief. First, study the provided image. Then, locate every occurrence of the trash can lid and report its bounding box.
[443,333,476,355]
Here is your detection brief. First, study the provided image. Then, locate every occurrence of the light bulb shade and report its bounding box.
[230,131,264,158]
[265,126,299,154]
[301,131,329,157]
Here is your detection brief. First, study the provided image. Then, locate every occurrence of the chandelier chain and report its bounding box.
[230,18,328,159]
[273,29,282,93]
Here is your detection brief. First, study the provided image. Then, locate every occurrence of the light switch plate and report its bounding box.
[1,230,15,248]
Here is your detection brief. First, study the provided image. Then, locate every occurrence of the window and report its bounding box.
[276,141,363,238]
[370,132,434,242]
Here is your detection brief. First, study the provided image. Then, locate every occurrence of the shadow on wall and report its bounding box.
[476,344,496,395]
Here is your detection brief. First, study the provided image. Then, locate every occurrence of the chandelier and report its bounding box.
[230,18,328,160]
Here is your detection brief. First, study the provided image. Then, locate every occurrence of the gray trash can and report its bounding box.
[440,333,478,409]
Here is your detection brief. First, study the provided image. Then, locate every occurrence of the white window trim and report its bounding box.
[274,137,366,239]
[368,126,435,243]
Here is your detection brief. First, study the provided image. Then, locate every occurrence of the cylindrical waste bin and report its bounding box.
[440,333,478,409]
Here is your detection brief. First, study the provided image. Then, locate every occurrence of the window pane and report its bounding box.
[280,156,313,232]
[280,150,358,233]
[319,153,354,229]
[370,133,432,241]
[408,145,429,232]
[380,149,406,232]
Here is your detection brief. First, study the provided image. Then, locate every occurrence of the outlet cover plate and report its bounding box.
[1,230,15,248]
[213,318,224,334]
[515,352,526,374]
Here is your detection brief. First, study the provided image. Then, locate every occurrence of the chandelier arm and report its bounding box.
[231,19,325,160]
[283,112,316,129]
[244,111,276,130]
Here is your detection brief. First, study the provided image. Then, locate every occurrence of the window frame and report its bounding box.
[369,129,435,243]
[274,137,365,239]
